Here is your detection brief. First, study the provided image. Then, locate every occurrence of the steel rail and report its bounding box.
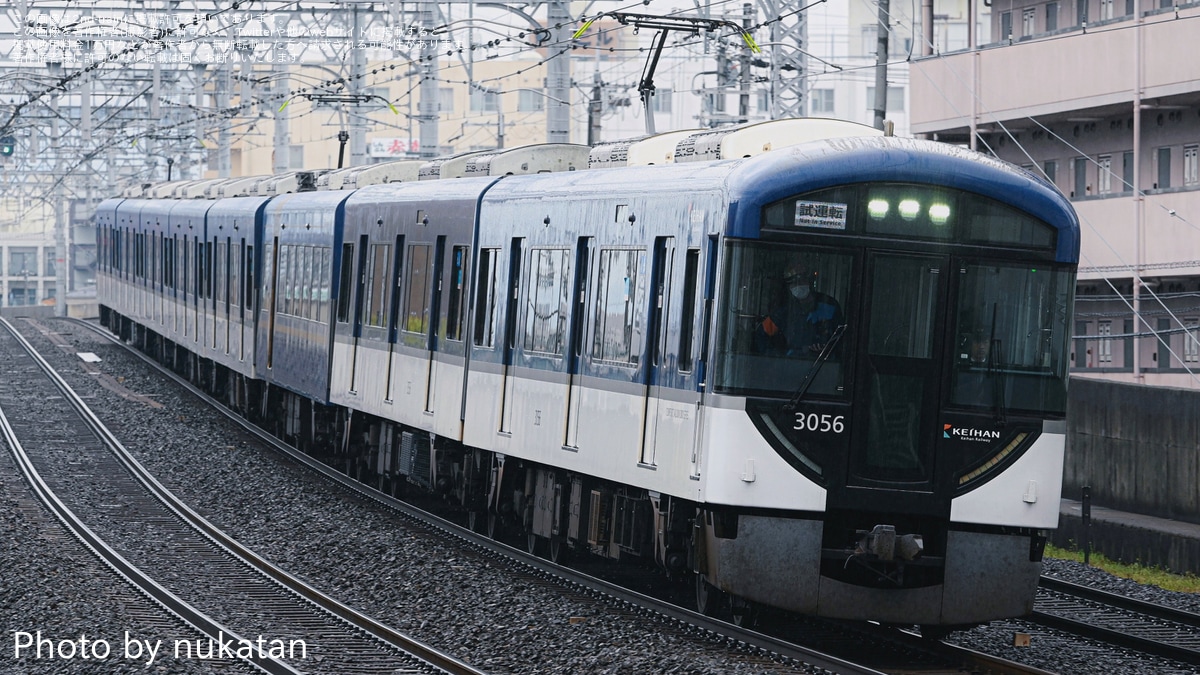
[6,316,485,675]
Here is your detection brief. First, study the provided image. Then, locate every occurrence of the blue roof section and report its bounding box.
[725,136,1081,263]
[346,175,498,206]
[207,195,271,219]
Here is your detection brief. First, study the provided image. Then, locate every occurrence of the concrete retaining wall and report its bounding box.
[1064,376,1200,525]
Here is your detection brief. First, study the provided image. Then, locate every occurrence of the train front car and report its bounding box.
[701,136,1079,628]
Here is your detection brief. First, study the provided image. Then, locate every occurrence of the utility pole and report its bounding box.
[217,62,231,177]
[272,16,290,174]
[546,0,572,143]
[350,5,367,167]
[588,72,602,145]
[872,0,890,130]
[418,1,439,158]
[739,3,753,123]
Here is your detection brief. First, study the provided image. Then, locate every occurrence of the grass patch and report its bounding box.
[1046,544,1200,594]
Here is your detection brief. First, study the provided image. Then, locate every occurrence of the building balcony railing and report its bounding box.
[910,3,1200,135]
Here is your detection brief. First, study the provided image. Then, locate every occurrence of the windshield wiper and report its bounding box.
[783,323,847,412]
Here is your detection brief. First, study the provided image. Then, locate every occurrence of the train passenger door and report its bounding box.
[563,237,593,449]
[639,237,674,466]
[423,235,447,413]
[838,251,951,514]
[498,238,524,433]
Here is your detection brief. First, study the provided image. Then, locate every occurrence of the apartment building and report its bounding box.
[911,0,1200,387]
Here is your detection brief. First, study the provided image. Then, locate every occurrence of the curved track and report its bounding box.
[0,316,484,675]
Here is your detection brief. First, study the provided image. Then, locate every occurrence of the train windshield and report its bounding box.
[713,242,854,399]
[950,262,1074,415]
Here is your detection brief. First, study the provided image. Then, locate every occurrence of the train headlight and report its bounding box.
[898,199,920,221]
[928,203,951,225]
[867,199,889,220]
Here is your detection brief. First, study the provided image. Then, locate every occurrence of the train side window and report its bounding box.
[445,245,468,341]
[404,244,433,334]
[336,243,354,323]
[678,248,701,372]
[523,248,570,356]
[365,243,391,327]
[592,248,646,366]
[473,248,501,348]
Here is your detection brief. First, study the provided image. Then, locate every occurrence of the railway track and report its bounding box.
[48,316,1066,675]
[1033,575,1200,665]
[0,316,484,675]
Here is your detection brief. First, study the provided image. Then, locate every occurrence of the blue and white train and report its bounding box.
[97,119,1080,630]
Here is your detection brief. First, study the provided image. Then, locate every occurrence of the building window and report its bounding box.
[1046,1,1059,31]
[1122,151,1134,193]
[1043,159,1058,185]
[1157,147,1172,189]
[811,89,835,114]
[1073,156,1088,197]
[44,249,55,277]
[1097,155,1112,194]
[1185,320,1200,363]
[517,88,545,112]
[1184,145,1199,186]
[1100,0,1114,19]
[9,247,37,276]
[1022,8,1037,35]
[438,87,454,112]
[469,88,498,113]
[864,86,905,112]
[757,90,770,113]
[1098,320,1113,364]
[1001,11,1013,40]
[651,87,672,113]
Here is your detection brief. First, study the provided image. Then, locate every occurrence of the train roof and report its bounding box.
[723,135,1081,262]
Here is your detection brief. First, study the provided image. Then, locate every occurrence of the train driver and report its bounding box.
[754,263,844,357]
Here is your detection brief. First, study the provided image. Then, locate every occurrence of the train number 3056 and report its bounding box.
[793,413,846,434]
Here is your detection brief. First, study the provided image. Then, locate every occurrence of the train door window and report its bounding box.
[365,243,391,327]
[301,246,316,320]
[163,235,173,291]
[230,242,241,309]
[244,245,255,313]
[336,242,355,323]
[218,240,229,309]
[316,247,332,323]
[524,248,570,356]
[180,236,188,294]
[404,244,432,334]
[473,248,501,348]
[387,236,406,341]
[592,248,646,366]
[281,245,294,316]
[445,246,469,341]
[678,248,701,372]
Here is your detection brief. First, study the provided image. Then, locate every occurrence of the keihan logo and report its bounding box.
[944,424,1001,442]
